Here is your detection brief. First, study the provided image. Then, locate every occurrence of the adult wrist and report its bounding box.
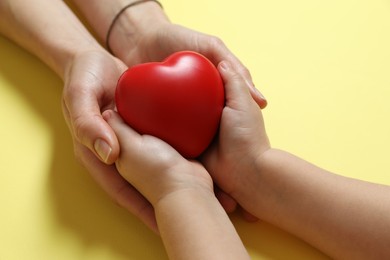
[107,0,169,61]
[61,43,104,80]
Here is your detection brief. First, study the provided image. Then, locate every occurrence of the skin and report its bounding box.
[0,0,157,230]
[3,1,388,257]
[104,62,252,259]
[201,62,390,259]
[0,0,267,231]
[108,60,390,259]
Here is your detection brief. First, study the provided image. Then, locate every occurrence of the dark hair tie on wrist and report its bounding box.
[105,0,163,54]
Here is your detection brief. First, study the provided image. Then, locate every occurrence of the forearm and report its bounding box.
[0,0,101,77]
[71,0,169,60]
[240,149,390,259]
[155,189,249,260]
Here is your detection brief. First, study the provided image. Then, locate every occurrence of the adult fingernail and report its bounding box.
[256,87,266,100]
[94,138,112,164]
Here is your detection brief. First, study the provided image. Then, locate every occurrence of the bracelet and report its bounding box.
[105,0,163,54]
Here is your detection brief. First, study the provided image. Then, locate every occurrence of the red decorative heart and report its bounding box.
[115,51,225,158]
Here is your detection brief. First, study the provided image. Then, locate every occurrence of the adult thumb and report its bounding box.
[62,95,119,165]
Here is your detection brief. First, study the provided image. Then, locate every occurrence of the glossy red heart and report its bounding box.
[115,51,225,158]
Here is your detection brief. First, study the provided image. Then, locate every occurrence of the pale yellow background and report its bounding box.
[1,0,390,259]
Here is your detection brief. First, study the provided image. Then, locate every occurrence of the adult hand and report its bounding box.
[62,49,158,232]
[201,61,271,217]
[120,23,267,109]
[69,1,267,216]
[120,23,267,216]
[105,109,250,260]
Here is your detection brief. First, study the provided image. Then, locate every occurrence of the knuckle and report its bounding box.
[115,159,125,175]
[72,141,87,165]
[72,113,101,145]
[73,148,84,165]
[62,82,81,103]
[230,69,245,82]
[72,114,89,143]
[112,183,128,208]
[237,66,251,79]
[209,36,226,49]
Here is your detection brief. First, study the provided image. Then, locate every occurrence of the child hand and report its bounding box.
[202,61,270,206]
[104,110,213,207]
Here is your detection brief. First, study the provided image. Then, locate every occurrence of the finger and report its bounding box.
[75,142,158,233]
[65,97,119,164]
[218,60,255,107]
[222,55,267,109]
[240,207,260,223]
[248,86,268,109]
[105,109,183,170]
[103,109,154,173]
[103,109,140,147]
[63,86,119,165]
[215,186,237,213]
[199,37,267,109]
[63,54,124,165]
[151,25,267,108]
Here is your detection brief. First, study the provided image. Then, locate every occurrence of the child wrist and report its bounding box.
[153,187,215,210]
